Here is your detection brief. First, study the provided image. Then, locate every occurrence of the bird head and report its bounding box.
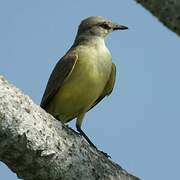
[77,16,128,38]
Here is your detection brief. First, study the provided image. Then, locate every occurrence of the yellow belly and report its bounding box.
[47,46,112,122]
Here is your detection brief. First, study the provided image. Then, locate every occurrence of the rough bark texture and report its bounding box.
[0,76,139,180]
[135,0,180,35]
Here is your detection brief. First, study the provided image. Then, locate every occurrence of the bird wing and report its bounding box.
[40,51,78,109]
[88,63,116,111]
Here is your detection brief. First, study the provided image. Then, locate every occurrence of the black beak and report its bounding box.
[113,24,128,30]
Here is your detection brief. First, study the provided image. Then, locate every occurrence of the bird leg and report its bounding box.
[76,125,97,149]
[76,113,110,158]
[76,124,111,158]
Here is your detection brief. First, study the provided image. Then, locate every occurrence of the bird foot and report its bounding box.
[66,125,111,158]
[98,150,111,158]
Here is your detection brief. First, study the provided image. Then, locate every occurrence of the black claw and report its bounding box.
[99,150,111,158]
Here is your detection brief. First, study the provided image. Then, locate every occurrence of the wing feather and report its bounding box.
[40,51,78,108]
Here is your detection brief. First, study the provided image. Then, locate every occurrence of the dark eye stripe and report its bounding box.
[99,23,111,30]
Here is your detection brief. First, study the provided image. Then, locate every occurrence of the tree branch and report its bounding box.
[135,0,180,35]
[0,76,139,180]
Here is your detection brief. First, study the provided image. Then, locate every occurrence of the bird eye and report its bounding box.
[99,23,111,30]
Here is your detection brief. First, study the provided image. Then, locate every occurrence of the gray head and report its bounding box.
[76,16,128,38]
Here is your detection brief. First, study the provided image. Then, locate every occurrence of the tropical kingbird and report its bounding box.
[41,16,128,155]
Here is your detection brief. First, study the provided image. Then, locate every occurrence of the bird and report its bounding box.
[41,16,128,156]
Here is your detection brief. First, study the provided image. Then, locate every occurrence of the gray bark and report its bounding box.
[135,0,180,36]
[0,76,139,180]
